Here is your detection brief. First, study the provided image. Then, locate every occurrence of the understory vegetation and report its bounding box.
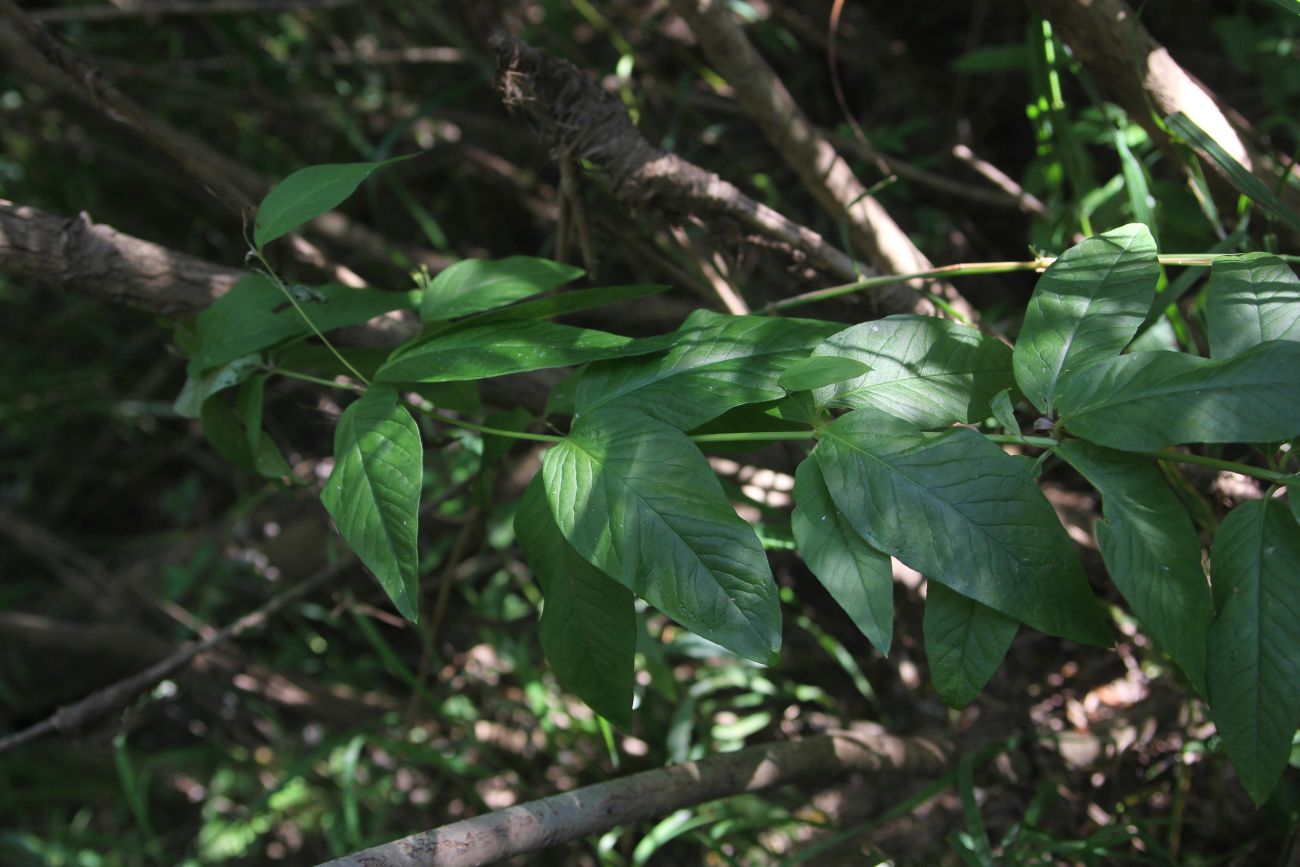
[2,1,1300,865]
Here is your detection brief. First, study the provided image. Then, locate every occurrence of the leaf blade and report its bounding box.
[420,256,584,321]
[815,408,1110,645]
[923,582,1018,709]
[814,315,1016,427]
[1056,440,1212,694]
[255,156,413,250]
[791,458,894,654]
[1206,253,1300,359]
[516,476,636,729]
[1013,224,1160,414]
[1057,342,1300,450]
[1206,499,1300,805]
[541,409,781,664]
[320,387,423,621]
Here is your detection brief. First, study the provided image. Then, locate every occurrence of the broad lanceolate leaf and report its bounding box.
[254,155,413,250]
[1057,341,1300,450]
[815,408,1111,645]
[1206,499,1300,805]
[1056,440,1212,694]
[778,356,871,392]
[791,458,893,654]
[541,409,781,664]
[375,320,647,384]
[200,395,292,479]
[320,387,423,622]
[420,256,584,322]
[813,315,1015,427]
[174,352,263,418]
[1206,253,1300,359]
[923,582,1018,709]
[516,477,636,729]
[576,310,837,431]
[193,275,414,370]
[1013,224,1160,414]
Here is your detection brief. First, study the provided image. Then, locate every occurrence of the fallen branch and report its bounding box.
[666,0,976,321]
[323,730,950,867]
[490,36,872,300]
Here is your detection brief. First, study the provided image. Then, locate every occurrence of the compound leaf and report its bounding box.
[924,582,1018,709]
[516,476,635,729]
[541,409,781,664]
[1206,499,1300,805]
[1014,224,1159,414]
[815,408,1110,645]
[320,387,422,622]
[791,458,893,654]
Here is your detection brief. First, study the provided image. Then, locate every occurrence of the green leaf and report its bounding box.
[815,408,1111,645]
[236,375,266,457]
[1206,253,1300,359]
[1013,224,1160,414]
[320,387,423,622]
[516,476,636,729]
[1167,112,1300,234]
[374,320,649,383]
[990,388,1021,438]
[420,256,584,322]
[199,395,292,479]
[813,315,1015,427]
[577,310,837,431]
[1206,499,1300,805]
[174,353,263,418]
[193,275,414,370]
[778,356,871,392]
[1056,441,1212,694]
[791,458,893,654]
[467,283,670,325]
[923,582,1018,709]
[254,156,413,251]
[1057,341,1300,450]
[541,409,781,664]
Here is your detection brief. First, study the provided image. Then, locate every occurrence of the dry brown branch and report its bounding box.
[0,555,353,755]
[323,730,950,867]
[666,0,976,321]
[1033,0,1300,213]
[490,35,874,297]
[0,199,240,316]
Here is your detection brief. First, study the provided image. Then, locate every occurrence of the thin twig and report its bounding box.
[0,555,353,755]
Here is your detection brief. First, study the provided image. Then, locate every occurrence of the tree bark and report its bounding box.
[323,730,949,867]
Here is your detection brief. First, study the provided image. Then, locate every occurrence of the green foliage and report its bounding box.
[190,153,1300,811]
[254,156,415,251]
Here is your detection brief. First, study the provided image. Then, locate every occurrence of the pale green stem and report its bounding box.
[765,253,1300,315]
[253,251,371,386]
[272,367,366,392]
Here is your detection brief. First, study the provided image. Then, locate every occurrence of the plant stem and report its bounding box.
[764,253,1300,314]
[272,367,366,392]
[1143,449,1297,486]
[253,251,371,386]
[688,431,819,443]
[429,411,564,443]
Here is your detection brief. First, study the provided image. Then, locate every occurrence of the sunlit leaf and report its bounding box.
[1206,253,1300,359]
[1013,224,1159,414]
